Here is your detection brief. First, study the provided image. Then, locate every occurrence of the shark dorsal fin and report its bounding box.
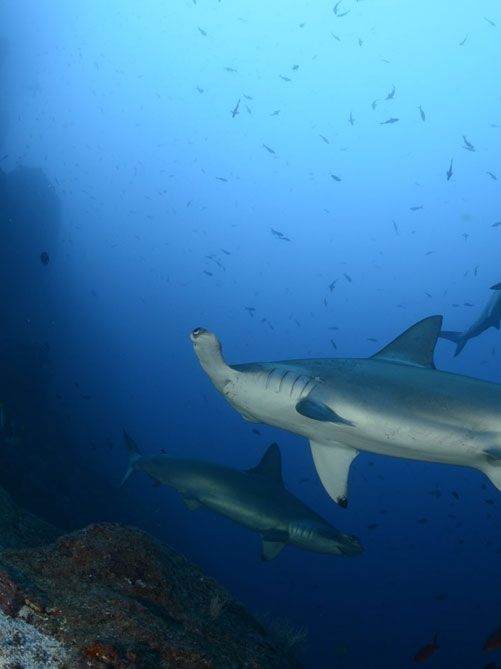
[371,315,443,368]
[247,443,283,485]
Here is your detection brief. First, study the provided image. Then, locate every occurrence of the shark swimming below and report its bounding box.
[121,431,362,560]
[439,282,501,356]
[190,317,501,507]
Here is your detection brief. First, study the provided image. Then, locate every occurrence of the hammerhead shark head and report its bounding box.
[121,432,362,560]
[439,282,501,356]
[190,317,501,507]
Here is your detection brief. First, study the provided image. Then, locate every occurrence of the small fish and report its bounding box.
[243,94,253,100]
[292,64,299,70]
[418,105,425,121]
[0,154,7,161]
[348,111,355,125]
[462,135,475,151]
[224,66,237,73]
[331,32,341,41]
[484,17,496,27]
[231,98,240,118]
[244,306,256,317]
[487,171,497,180]
[203,270,213,276]
[392,219,399,234]
[330,174,342,182]
[459,34,468,45]
[413,634,439,663]
[410,205,423,211]
[343,273,352,283]
[446,158,453,181]
[319,134,330,144]
[367,337,378,342]
[328,280,337,292]
[371,99,378,110]
[491,221,501,227]
[385,85,395,100]
[221,249,231,255]
[198,27,207,36]
[380,117,399,124]
[262,143,275,154]
[216,176,228,182]
[279,74,291,82]
[270,109,280,116]
[271,228,291,241]
[330,339,337,349]
[40,251,50,265]
[483,625,501,651]
[196,86,204,94]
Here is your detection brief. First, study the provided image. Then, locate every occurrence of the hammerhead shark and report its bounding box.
[439,282,501,356]
[121,432,362,560]
[190,317,501,506]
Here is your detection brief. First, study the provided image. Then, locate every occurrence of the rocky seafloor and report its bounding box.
[0,489,302,669]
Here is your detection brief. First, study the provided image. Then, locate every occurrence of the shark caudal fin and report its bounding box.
[120,429,142,486]
[439,330,466,356]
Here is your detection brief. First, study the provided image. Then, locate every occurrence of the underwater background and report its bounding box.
[0,1,500,667]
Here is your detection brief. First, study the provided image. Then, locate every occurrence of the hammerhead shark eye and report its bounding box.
[191,327,206,338]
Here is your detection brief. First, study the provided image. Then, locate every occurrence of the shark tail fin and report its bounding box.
[439,330,462,343]
[121,429,142,486]
[439,330,466,356]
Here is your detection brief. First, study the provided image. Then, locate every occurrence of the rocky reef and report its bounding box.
[0,519,302,669]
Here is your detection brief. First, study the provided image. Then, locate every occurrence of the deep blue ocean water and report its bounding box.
[0,2,500,667]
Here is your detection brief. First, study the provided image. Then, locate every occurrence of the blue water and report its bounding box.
[1,2,500,667]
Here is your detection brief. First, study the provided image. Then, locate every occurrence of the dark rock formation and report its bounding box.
[0,523,303,668]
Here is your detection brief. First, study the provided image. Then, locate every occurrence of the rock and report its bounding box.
[0,523,303,668]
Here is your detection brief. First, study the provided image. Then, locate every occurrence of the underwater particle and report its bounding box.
[40,251,50,265]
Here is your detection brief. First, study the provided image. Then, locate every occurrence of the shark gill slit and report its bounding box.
[265,368,277,389]
[277,370,290,393]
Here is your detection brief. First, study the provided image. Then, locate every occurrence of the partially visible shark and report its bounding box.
[190,317,501,507]
[439,282,501,356]
[121,431,362,560]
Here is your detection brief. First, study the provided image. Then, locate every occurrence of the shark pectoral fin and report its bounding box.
[261,531,288,561]
[309,441,358,507]
[296,398,354,426]
[182,497,201,511]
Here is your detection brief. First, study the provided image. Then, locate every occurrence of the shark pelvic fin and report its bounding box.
[296,397,354,426]
[182,496,201,511]
[247,443,283,486]
[309,440,358,507]
[261,530,288,561]
[484,448,501,463]
[372,315,443,368]
[483,464,501,491]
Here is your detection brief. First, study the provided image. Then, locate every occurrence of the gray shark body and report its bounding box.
[440,283,501,356]
[190,317,501,506]
[121,432,361,560]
